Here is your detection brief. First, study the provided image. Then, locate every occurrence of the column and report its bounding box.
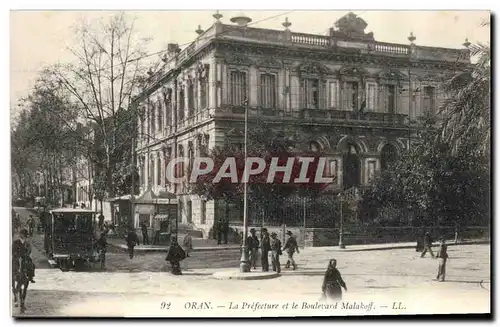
[249,67,258,107]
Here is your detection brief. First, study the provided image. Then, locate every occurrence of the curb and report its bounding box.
[108,243,240,253]
[335,240,490,252]
[108,240,489,254]
[212,270,280,280]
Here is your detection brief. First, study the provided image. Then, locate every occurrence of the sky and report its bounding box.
[9,10,490,114]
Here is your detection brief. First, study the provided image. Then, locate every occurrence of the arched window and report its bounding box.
[381,143,399,171]
[342,143,361,189]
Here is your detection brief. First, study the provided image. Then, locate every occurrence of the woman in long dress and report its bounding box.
[322,259,347,301]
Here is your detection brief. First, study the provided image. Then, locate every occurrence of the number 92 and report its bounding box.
[161,302,171,310]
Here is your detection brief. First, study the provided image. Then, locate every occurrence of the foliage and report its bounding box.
[191,119,331,217]
[438,42,491,156]
[359,117,490,227]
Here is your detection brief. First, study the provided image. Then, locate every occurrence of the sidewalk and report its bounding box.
[107,236,240,253]
[107,236,488,253]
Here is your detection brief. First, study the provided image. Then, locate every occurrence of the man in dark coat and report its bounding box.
[98,213,105,230]
[420,232,435,258]
[270,232,282,273]
[125,227,139,259]
[222,219,230,244]
[216,219,223,245]
[27,215,35,237]
[283,231,300,270]
[246,228,260,270]
[141,222,149,245]
[165,236,186,275]
[260,228,271,272]
[12,229,36,284]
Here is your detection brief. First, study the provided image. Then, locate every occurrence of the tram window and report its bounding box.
[76,214,93,232]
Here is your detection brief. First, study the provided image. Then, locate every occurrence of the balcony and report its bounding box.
[216,105,407,126]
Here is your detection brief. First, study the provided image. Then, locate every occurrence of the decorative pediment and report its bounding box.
[296,61,333,75]
[378,69,407,80]
[256,57,282,69]
[223,54,254,67]
[339,66,369,77]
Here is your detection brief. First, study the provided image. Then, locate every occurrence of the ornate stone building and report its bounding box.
[133,12,470,238]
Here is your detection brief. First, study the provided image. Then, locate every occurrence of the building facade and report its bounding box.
[133,12,470,238]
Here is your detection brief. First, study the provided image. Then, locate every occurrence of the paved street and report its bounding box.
[12,208,490,317]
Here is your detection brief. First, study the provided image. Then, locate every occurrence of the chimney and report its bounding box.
[230,14,252,27]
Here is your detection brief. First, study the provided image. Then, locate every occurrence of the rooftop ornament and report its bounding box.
[195,25,204,35]
[282,17,292,30]
[213,10,223,22]
[408,32,416,44]
[463,38,471,48]
[230,13,252,27]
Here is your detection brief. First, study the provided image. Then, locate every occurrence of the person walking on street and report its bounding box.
[165,236,186,275]
[270,232,282,273]
[283,231,300,270]
[97,231,107,270]
[125,227,139,259]
[152,218,161,245]
[141,222,149,245]
[216,219,223,245]
[247,228,260,270]
[321,259,347,302]
[421,232,435,258]
[98,213,105,231]
[182,233,193,257]
[223,219,230,244]
[436,238,449,282]
[260,228,271,272]
[26,216,35,237]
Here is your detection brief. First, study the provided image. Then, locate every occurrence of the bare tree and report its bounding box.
[48,12,151,198]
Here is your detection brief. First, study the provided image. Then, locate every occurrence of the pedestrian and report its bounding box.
[98,213,105,230]
[216,219,223,245]
[270,232,282,273]
[182,233,193,257]
[260,228,271,272]
[12,228,35,313]
[247,228,260,270]
[13,213,21,233]
[223,220,230,244]
[283,230,300,270]
[27,215,35,237]
[436,238,449,282]
[153,218,161,245]
[97,231,107,270]
[321,259,347,302]
[165,236,186,275]
[141,222,149,245]
[125,227,139,259]
[420,232,435,258]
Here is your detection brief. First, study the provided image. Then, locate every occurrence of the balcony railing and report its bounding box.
[217,105,407,125]
[291,32,330,48]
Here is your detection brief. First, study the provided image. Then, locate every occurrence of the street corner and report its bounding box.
[212,269,280,280]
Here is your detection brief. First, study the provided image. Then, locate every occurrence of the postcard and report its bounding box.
[10,10,491,318]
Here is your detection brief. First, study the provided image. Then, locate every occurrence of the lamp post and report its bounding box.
[338,192,345,249]
[239,98,251,273]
